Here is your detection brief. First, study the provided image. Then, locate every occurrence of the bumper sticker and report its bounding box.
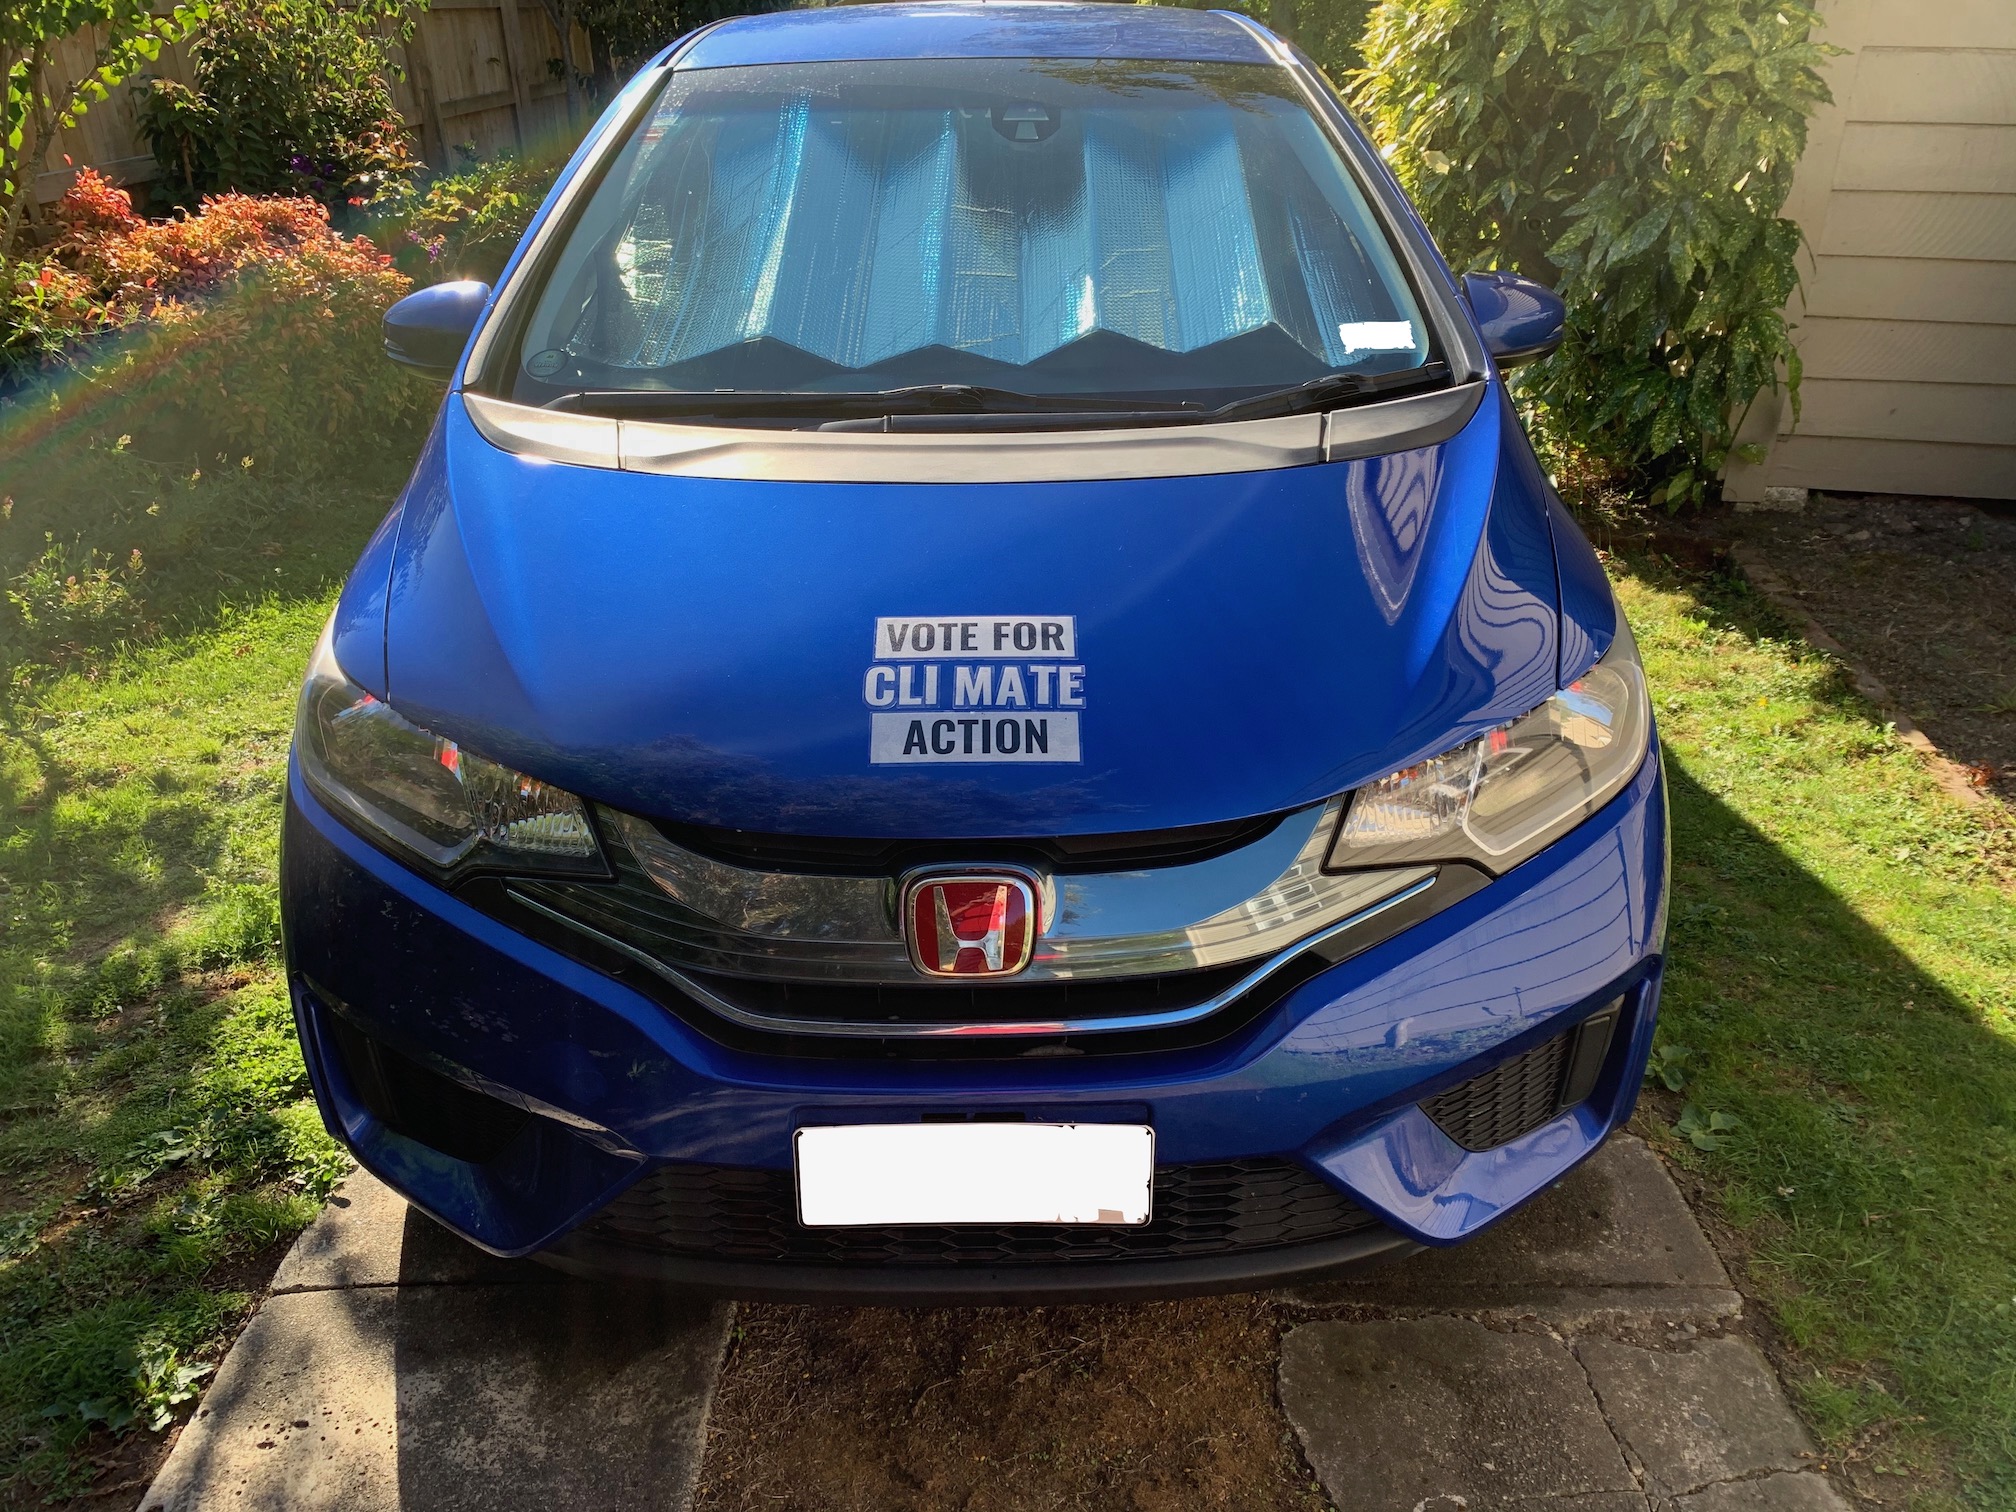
[865,617,1082,764]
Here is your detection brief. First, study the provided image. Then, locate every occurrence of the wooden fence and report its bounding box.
[33,1,590,209]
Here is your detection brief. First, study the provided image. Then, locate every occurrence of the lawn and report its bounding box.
[0,395,412,1498]
[0,384,2009,1503]
[1619,559,2015,1508]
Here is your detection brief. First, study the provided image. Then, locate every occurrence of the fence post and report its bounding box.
[401,27,450,171]
[496,1,536,151]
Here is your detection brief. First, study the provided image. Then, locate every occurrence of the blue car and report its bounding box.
[284,0,1666,1302]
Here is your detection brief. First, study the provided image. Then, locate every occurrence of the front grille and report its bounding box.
[1419,1001,1623,1152]
[464,867,1323,1058]
[676,959,1293,1028]
[650,811,1286,876]
[587,1157,1383,1266]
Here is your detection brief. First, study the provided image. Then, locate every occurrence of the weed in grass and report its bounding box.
[1644,1041,1694,1092]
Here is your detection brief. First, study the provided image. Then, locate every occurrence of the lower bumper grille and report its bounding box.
[586,1157,1383,1266]
[1420,1001,1622,1151]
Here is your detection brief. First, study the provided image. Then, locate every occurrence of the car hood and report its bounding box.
[366,390,1560,838]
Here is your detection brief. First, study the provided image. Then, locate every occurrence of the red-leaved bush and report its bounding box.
[16,170,430,469]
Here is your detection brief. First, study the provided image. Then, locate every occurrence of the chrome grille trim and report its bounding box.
[604,800,1434,983]
[508,873,1439,1039]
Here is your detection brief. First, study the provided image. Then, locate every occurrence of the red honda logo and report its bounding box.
[903,874,1038,978]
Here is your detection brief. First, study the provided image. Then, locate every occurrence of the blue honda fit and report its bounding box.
[283,0,1667,1301]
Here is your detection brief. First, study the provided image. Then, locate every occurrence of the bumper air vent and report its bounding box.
[1420,1001,1622,1152]
[324,1013,530,1165]
[586,1157,1384,1267]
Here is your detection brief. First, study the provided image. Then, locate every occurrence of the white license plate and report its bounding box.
[794,1122,1154,1227]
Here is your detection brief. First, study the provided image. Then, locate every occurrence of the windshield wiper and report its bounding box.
[1203,362,1452,424]
[545,383,1203,421]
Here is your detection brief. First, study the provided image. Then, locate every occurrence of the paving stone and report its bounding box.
[269,1170,555,1292]
[1578,1337,1815,1496]
[140,1282,729,1511]
[1279,1317,1637,1512]
[1672,1473,1853,1512]
[1290,1136,1732,1316]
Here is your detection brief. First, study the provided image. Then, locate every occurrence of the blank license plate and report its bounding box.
[795,1122,1154,1227]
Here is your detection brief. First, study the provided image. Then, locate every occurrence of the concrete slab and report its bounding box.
[1290,1137,1735,1317]
[141,1282,730,1511]
[1672,1473,1853,1512]
[1279,1317,1637,1512]
[1578,1337,1816,1496]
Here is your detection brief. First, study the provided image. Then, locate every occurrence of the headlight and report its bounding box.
[295,621,603,875]
[1327,621,1651,874]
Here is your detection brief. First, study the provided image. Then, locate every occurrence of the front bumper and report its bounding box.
[281,746,1667,1301]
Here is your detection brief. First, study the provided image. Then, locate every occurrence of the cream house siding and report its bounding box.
[1724,0,2016,503]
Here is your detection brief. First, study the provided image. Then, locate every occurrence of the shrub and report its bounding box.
[140,214,421,461]
[0,259,112,380]
[1,534,147,666]
[21,170,428,469]
[1353,0,1835,507]
[370,151,561,283]
[1,0,208,257]
[134,0,421,209]
[57,169,339,305]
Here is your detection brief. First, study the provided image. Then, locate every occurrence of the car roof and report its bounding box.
[676,2,1279,71]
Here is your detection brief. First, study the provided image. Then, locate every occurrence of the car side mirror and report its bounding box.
[383,281,492,382]
[1462,271,1565,370]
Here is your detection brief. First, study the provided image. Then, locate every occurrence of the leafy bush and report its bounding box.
[2,535,147,667]
[370,150,561,283]
[134,0,421,209]
[1353,0,1835,507]
[1,258,115,379]
[12,170,427,469]
[1,0,208,256]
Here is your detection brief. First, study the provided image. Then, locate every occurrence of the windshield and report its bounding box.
[504,57,1437,419]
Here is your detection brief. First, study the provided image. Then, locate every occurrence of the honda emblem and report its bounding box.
[903,874,1038,978]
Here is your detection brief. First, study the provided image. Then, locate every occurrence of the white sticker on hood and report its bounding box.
[864,617,1082,764]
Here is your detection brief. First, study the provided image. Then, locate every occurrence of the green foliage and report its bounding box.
[370,149,563,283]
[3,533,147,666]
[1675,1102,1742,1151]
[1,257,113,377]
[1,0,209,257]
[1642,1039,1693,1091]
[1353,0,1836,507]
[6,175,427,498]
[134,0,422,208]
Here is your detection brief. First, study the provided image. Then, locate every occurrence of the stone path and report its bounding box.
[138,1175,729,1511]
[138,1137,1853,1512]
[1276,1137,1850,1512]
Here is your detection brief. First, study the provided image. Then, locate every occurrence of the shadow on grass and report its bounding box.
[1634,547,2016,1502]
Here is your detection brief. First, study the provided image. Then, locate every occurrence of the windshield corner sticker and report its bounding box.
[865,617,1082,765]
[1337,321,1417,355]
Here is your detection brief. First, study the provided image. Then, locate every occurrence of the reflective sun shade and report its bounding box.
[511,58,1430,406]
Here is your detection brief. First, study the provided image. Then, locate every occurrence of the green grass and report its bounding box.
[0,387,415,1494]
[1616,559,2015,1508]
